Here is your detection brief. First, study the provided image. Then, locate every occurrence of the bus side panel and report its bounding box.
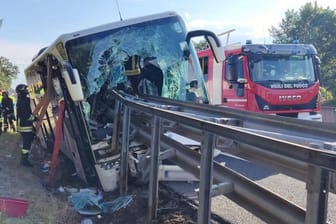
[61,115,88,182]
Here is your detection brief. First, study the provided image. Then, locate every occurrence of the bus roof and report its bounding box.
[25,11,181,73]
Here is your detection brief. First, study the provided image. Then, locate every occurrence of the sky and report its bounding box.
[1,0,336,90]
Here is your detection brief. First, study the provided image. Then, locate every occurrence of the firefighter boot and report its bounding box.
[20,153,33,167]
[10,124,16,132]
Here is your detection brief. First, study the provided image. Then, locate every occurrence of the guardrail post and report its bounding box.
[305,165,329,224]
[148,115,161,223]
[120,106,130,195]
[111,101,121,152]
[324,142,336,193]
[198,132,214,224]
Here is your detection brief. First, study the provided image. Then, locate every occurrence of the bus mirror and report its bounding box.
[63,68,84,101]
[206,36,225,63]
[63,61,77,84]
[186,30,225,63]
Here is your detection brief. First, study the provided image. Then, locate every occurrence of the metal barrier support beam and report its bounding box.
[156,133,306,224]
[198,132,215,224]
[111,101,121,152]
[305,165,329,224]
[120,106,130,195]
[148,116,161,223]
[112,92,336,224]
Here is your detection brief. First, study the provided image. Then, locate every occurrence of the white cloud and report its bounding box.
[0,40,44,65]
[186,18,231,31]
[185,16,275,44]
[0,40,46,88]
[184,0,336,45]
[184,12,191,20]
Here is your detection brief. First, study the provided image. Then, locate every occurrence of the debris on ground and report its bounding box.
[100,195,133,213]
[68,190,134,216]
[0,132,205,224]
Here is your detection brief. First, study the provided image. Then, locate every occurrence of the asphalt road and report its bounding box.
[166,153,336,224]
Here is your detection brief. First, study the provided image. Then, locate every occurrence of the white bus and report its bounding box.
[24,11,224,191]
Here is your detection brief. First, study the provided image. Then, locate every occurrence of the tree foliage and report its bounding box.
[193,40,209,51]
[269,2,336,102]
[0,56,19,91]
[320,86,334,103]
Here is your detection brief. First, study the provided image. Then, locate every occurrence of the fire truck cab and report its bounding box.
[198,41,322,121]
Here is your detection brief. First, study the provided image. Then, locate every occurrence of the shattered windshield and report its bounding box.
[65,16,208,103]
[250,55,316,85]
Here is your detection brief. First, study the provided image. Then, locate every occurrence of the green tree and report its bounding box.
[193,40,209,51]
[0,56,19,91]
[269,2,336,103]
[320,86,334,104]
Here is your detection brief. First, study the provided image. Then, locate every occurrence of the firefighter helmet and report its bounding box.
[190,79,198,88]
[2,91,8,97]
[15,84,29,96]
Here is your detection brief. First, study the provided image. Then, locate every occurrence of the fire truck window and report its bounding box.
[199,56,209,81]
[225,56,239,82]
[237,57,244,79]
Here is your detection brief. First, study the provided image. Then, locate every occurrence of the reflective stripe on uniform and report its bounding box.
[17,126,33,132]
[17,118,33,132]
[21,149,29,154]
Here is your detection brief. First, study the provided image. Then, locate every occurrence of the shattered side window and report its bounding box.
[66,17,196,101]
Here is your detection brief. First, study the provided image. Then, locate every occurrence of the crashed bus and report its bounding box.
[24,12,224,191]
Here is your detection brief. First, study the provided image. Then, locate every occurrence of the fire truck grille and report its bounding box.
[255,95,318,112]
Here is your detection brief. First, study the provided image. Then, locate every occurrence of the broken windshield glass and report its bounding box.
[66,16,207,103]
[65,15,208,142]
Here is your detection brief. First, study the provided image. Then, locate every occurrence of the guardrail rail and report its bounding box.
[110,90,336,224]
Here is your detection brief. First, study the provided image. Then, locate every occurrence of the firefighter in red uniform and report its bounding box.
[16,84,35,167]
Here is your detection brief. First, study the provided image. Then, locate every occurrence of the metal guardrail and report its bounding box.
[322,106,336,123]
[111,90,336,224]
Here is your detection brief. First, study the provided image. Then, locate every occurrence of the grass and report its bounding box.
[0,132,81,224]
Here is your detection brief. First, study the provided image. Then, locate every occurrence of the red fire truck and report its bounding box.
[198,40,322,121]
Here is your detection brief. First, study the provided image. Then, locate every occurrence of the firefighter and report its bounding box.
[187,79,203,103]
[16,84,35,167]
[1,91,16,132]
